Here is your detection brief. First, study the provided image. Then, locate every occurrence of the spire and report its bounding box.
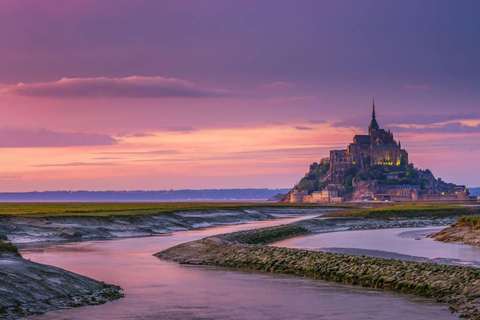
[372,97,376,119]
[368,97,379,134]
[399,140,401,149]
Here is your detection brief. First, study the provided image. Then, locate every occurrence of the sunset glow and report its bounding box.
[0,1,479,191]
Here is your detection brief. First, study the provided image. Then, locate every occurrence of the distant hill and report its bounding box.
[469,188,480,197]
[0,189,290,202]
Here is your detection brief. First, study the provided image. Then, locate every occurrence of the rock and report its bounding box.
[0,254,123,320]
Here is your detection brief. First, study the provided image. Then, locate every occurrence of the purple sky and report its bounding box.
[0,1,479,191]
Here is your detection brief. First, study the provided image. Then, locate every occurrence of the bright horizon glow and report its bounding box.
[0,1,479,191]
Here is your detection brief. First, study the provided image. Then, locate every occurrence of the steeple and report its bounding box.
[368,97,379,135]
[372,98,376,119]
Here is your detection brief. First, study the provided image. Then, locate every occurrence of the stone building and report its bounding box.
[311,184,342,203]
[330,100,408,183]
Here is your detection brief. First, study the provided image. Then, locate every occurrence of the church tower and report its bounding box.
[368,98,379,137]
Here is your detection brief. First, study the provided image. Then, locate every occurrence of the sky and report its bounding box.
[0,0,479,191]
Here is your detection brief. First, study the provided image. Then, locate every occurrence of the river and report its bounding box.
[273,226,480,267]
[20,216,457,319]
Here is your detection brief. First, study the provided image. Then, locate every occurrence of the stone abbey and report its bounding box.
[330,100,408,184]
[283,100,474,203]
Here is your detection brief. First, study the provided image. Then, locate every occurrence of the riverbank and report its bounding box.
[0,206,333,243]
[322,204,479,219]
[429,216,480,246]
[157,225,480,318]
[0,251,122,320]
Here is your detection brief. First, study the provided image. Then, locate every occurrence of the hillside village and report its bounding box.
[281,101,475,203]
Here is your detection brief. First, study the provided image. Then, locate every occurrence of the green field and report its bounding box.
[322,203,478,219]
[0,202,350,218]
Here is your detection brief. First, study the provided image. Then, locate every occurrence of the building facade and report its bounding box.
[330,100,408,183]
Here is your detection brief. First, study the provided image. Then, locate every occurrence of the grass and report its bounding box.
[0,202,352,218]
[0,240,20,256]
[457,215,480,229]
[322,203,478,219]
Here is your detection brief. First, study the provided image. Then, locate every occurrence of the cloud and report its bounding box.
[334,113,480,128]
[0,175,21,180]
[294,125,313,130]
[268,95,316,104]
[33,162,118,167]
[0,127,118,148]
[92,157,124,160]
[7,76,235,99]
[117,132,156,138]
[264,82,296,89]
[309,119,326,124]
[93,150,179,155]
[391,122,480,134]
[164,126,196,132]
[404,84,430,91]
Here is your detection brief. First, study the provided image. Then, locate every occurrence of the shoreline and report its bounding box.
[156,224,480,318]
[429,224,480,247]
[0,253,122,320]
[0,207,338,244]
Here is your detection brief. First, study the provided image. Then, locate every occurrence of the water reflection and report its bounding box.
[274,227,480,267]
[21,219,457,319]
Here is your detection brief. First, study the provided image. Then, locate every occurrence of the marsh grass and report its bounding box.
[0,240,20,256]
[457,215,480,229]
[0,202,350,218]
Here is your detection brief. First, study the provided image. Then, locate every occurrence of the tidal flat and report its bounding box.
[2,203,480,319]
[157,224,480,318]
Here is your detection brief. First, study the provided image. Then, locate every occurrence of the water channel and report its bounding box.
[20,216,457,319]
[273,226,480,267]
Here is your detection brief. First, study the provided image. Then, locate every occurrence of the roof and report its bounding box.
[354,135,370,144]
[369,118,379,129]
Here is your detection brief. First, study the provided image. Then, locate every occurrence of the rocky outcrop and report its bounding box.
[352,180,377,200]
[157,225,480,319]
[429,224,480,246]
[0,253,122,320]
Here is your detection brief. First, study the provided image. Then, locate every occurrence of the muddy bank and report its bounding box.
[429,225,480,246]
[293,215,458,233]
[0,207,328,243]
[157,225,480,319]
[0,252,122,320]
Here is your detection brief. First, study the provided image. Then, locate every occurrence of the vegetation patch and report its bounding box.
[429,215,480,246]
[457,216,480,229]
[0,202,349,218]
[217,225,310,244]
[0,240,20,256]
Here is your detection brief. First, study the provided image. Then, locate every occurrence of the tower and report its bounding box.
[368,98,379,136]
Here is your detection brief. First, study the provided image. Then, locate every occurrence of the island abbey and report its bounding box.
[330,100,408,184]
[283,100,473,203]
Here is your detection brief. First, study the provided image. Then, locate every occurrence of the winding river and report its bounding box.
[273,226,480,267]
[20,216,458,320]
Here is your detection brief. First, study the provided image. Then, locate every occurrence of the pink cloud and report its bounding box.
[0,127,118,148]
[294,125,313,130]
[268,95,316,104]
[404,84,430,91]
[264,82,296,89]
[7,76,233,99]
[33,162,119,167]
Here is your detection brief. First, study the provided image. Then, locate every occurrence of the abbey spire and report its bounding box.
[368,98,379,135]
